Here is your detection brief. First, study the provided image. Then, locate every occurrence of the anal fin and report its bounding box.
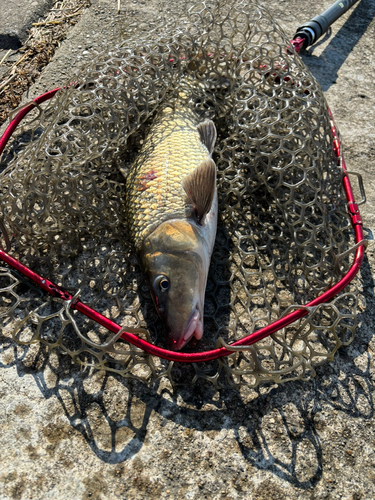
[182,159,216,224]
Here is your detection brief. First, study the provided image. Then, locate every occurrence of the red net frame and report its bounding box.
[0,41,366,364]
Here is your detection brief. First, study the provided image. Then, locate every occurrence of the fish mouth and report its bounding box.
[168,307,203,351]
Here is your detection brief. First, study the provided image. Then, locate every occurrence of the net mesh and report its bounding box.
[0,0,360,388]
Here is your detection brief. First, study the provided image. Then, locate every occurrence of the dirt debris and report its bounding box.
[0,0,91,126]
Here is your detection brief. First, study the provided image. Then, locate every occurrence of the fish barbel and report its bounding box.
[125,102,217,350]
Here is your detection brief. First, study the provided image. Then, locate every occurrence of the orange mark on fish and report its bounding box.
[139,170,157,192]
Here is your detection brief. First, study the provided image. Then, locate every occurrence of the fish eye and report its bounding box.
[155,275,170,292]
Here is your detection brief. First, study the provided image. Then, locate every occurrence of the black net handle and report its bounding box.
[293,0,360,49]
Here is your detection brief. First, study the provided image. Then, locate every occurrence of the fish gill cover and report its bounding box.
[0,0,360,388]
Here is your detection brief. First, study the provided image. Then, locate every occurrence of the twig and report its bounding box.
[32,20,63,26]
[3,52,29,80]
[32,10,83,26]
[50,7,80,11]
[0,73,17,94]
[0,50,12,69]
[13,52,29,68]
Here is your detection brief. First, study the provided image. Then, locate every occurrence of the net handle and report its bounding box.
[292,0,360,50]
[0,80,366,363]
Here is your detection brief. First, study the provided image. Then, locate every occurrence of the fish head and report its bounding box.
[141,220,210,350]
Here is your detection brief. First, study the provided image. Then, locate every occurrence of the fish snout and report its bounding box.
[167,307,203,351]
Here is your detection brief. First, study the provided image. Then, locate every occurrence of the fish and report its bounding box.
[125,100,218,350]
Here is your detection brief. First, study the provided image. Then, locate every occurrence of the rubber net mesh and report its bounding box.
[0,0,360,388]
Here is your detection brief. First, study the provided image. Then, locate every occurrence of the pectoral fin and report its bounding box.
[197,120,217,155]
[182,159,216,224]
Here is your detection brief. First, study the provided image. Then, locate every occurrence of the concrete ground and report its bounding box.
[0,0,54,49]
[0,0,375,499]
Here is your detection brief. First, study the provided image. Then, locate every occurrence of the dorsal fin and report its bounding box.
[182,159,216,224]
[197,120,217,155]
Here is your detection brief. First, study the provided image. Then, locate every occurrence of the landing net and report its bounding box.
[0,0,365,387]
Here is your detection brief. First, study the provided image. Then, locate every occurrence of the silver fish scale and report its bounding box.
[0,0,361,388]
[125,104,210,250]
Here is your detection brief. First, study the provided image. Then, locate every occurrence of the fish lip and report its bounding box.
[183,309,200,341]
[168,306,202,351]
